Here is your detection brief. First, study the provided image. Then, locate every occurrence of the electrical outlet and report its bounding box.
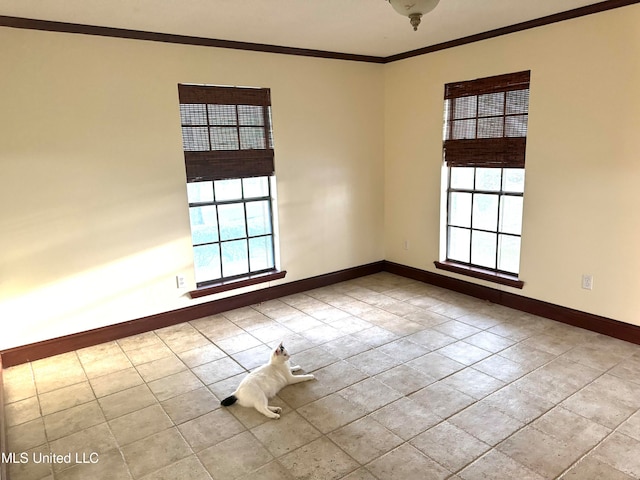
[581,274,593,290]
[403,239,410,250]
[176,274,187,289]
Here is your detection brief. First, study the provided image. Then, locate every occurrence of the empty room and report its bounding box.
[1,1,640,479]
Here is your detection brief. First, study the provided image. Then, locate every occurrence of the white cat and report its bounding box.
[220,342,315,419]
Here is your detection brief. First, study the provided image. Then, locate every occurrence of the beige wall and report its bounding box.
[384,5,640,325]
[0,28,385,349]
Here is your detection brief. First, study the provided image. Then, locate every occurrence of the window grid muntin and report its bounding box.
[446,167,523,275]
[189,176,276,286]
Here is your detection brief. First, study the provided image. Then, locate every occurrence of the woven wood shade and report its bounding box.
[178,84,274,181]
[443,71,530,168]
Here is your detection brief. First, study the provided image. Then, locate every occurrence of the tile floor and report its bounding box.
[4,272,640,480]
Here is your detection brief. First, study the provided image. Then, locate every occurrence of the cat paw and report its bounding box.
[272,413,281,420]
[272,407,282,414]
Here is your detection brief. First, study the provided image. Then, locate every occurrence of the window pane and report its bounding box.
[450,167,474,189]
[239,127,266,149]
[214,179,242,201]
[506,89,529,115]
[472,194,499,231]
[449,192,472,228]
[249,236,274,272]
[477,117,503,138]
[478,92,504,117]
[475,168,501,191]
[194,244,221,283]
[505,115,528,137]
[452,96,476,119]
[208,104,237,125]
[451,119,476,140]
[180,104,207,125]
[238,105,264,126]
[246,200,272,236]
[502,169,525,193]
[499,196,523,235]
[181,127,209,151]
[189,206,218,244]
[471,231,497,269]
[217,203,246,240]
[210,127,239,150]
[448,227,470,263]
[498,235,521,273]
[243,177,269,198]
[221,239,249,277]
[187,181,213,203]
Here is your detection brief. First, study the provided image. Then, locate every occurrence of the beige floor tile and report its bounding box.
[48,422,118,472]
[449,401,524,446]
[350,326,399,347]
[39,381,95,415]
[125,343,174,366]
[214,332,262,355]
[497,426,584,479]
[8,445,53,480]
[407,352,465,381]
[178,408,246,452]
[235,460,295,480]
[531,406,611,451]
[191,357,246,385]
[231,344,273,370]
[297,393,367,434]
[432,319,481,339]
[109,404,174,446]
[98,384,157,420]
[366,444,450,480]
[329,416,403,464]
[5,395,41,427]
[292,345,339,372]
[347,349,401,376]
[484,384,554,423]
[7,417,47,452]
[462,331,515,353]
[155,323,211,353]
[520,333,580,356]
[440,368,505,400]
[410,382,475,419]
[618,410,640,442]
[148,370,204,401]
[3,364,37,404]
[374,364,436,395]
[89,366,144,398]
[31,353,87,394]
[251,411,322,457]
[370,397,441,441]
[377,338,430,362]
[198,431,273,480]
[437,341,492,366]
[593,432,640,478]
[80,351,132,378]
[411,421,490,472]
[279,437,359,480]
[117,331,164,352]
[43,401,106,441]
[498,344,555,369]
[122,427,192,478]
[191,315,245,341]
[161,386,219,425]
[562,455,635,480]
[55,448,131,480]
[405,328,457,350]
[320,335,372,359]
[338,377,403,413]
[473,354,533,383]
[136,355,187,383]
[140,455,213,480]
[458,449,545,480]
[177,344,227,369]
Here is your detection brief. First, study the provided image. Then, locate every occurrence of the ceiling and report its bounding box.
[0,0,621,58]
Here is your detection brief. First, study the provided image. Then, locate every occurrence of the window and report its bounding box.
[178,84,279,287]
[437,71,530,287]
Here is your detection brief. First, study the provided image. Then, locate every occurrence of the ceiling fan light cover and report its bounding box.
[388,0,440,17]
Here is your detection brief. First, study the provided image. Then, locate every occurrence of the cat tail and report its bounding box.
[221,395,238,407]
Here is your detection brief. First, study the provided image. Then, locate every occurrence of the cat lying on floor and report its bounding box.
[220,342,315,419]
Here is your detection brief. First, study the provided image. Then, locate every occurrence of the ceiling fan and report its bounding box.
[387,0,440,31]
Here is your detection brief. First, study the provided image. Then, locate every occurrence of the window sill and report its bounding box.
[434,261,524,289]
[189,270,287,299]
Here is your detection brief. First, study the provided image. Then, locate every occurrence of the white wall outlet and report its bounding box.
[176,274,187,289]
[581,274,593,290]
